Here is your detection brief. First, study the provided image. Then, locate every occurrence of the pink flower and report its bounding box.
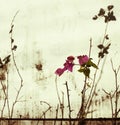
[63,60,74,72]
[67,56,75,63]
[55,68,65,76]
[55,56,75,76]
[77,55,89,66]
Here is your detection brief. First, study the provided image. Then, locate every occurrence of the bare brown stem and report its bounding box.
[102,22,109,44]
[65,82,72,125]
[55,75,64,125]
[77,76,87,125]
[84,21,109,117]
[1,81,7,118]
[55,76,62,106]
[40,101,51,118]
[54,104,59,125]
[9,11,23,118]
[111,59,120,123]
[89,38,92,58]
[6,71,10,118]
[61,91,64,120]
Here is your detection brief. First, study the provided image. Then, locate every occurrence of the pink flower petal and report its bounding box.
[67,56,75,63]
[64,60,74,72]
[55,68,65,76]
[77,55,89,65]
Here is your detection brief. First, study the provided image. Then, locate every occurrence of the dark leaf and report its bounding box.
[107,5,114,11]
[0,58,3,69]
[3,55,11,64]
[103,49,108,54]
[9,25,14,34]
[83,68,90,77]
[9,29,12,34]
[97,44,104,49]
[98,52,104,58]
[104,16,109,23]
[78,66,85,73]
[0,58,3,65]
[110,15,116,21]
[105,43,111,50]
[11,25,14,28]
[11,38,14,43]
[91,62,98,69]
[93,15,98,20]
[108,11,116,21]
[12,45,17,51]
[105,34,109,40]
[87,60,98,69]
[108,11,113,16]
[98,8,105,16]
[86,82,91,88]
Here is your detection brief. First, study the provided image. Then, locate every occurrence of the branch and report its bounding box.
[88,38,92,58]
[65,82,72,125]
[9,11,23,118]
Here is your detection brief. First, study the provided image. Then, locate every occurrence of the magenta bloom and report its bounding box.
[77,55,89,66]
[67,56,75,63]
[55,56,75,76]
[55,68,65,76]
[64,60,74,72]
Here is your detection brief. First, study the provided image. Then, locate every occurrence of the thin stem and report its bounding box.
[9,11,23,118]
[65,82,71,125]
[10,83,23,118]
[77,76,87,125]
[6,70,10,118]
[55,75,64,125]
[102,22,109,44]
[86,56,106,114]
[111,59,120,120]
[85,21,109,116]
[110,94,114,125]
[89,38,92,58]
[55,76,62,105]
[1,81,7,117]
[102,89,114,125]
[54,104,59,125]
[61,91,64,120]
[39,101,51,118]
[36,101,51,125]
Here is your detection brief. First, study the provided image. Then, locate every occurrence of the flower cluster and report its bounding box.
[55,55,97,77]
[55,56,75,76]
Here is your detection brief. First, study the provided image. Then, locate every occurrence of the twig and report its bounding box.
[55,76,62,106]
[9,11,23,118]
[61,91,64,120]
[6,70,10,118]
[110,59,120,121]
[54,104,59,125]
[36,101,52,125]
[85,21,109,117]
[55,76,63,125]
[77,76,87,125]
[65,82,72,125]
[40,103,51,124]
[102,22,109,44]
[0,81,7,118]
[89,38,92,58]
[102,89,114,125]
